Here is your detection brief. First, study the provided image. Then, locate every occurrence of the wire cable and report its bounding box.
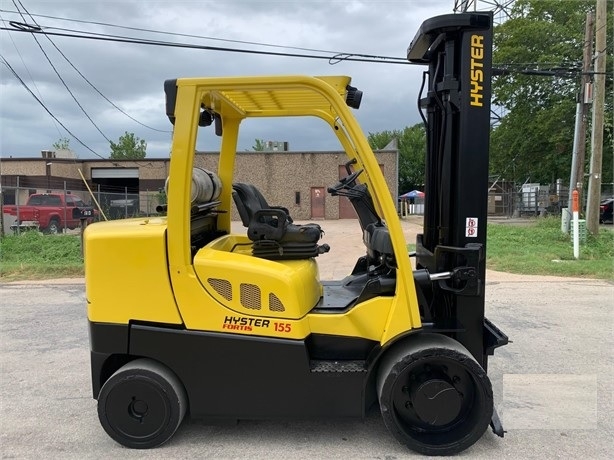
[2,21,414,65]
[0,13,64,138]
[11,1,171,134]
[3,20,598,77]
[1,54,105,159]
[0,8,409,60]
[1,10,601,75]
[8,14,112,146]
[10,2,112,143]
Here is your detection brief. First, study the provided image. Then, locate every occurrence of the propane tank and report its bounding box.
[165,167,222,204]
[190,167,222,203]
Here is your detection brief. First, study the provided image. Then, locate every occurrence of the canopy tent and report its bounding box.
[399,190,425,200]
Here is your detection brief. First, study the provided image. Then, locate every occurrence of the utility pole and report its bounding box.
[586,0,607,235]
[566,11,595,233]
[574,11,594,215]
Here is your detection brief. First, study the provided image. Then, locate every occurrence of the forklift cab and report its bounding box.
[158,74,417,334]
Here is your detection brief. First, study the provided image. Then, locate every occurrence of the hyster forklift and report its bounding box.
[85,12,507,456]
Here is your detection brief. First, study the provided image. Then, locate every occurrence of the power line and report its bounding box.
[44,43,172,133]
[9,1,171,134]
[1,54,105,159]
[0,8,383,57]
[2,21,412,65]
[0,13,64,138]
[10,1,112,144]
[2,20,593,77]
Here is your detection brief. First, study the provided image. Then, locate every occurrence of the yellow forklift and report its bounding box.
[85,12,507,456]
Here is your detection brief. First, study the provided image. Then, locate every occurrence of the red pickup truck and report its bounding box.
[3,193,97,234]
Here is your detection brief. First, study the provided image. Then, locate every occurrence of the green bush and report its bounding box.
[1,218,612,281]
[487,218,613,279]
[0,232,83,280]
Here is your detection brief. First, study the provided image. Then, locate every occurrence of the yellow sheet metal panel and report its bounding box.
[84,218,182,325]
[193,235,321,320]
[164,264,313,339]
[175,75,351,119]
[308,297,392,341]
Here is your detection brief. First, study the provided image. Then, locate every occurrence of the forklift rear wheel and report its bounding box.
[377,334,493,456]
[97,358,187,449]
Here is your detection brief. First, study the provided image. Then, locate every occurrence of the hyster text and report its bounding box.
[222,316,270,332]
[470,34,484,107]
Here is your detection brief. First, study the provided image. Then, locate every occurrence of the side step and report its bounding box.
[310,360,367,373]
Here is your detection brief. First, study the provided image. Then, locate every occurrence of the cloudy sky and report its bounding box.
[1,0,456,159]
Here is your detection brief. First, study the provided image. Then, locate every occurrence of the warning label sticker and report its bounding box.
[466,217,478,237]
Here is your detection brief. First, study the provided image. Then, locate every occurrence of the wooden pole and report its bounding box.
[573,11,594,215]
[586,0,607,235]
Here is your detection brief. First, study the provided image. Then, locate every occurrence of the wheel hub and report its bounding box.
[129,398,149,420]
[412,379,462,426]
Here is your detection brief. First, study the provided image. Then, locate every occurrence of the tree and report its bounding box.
[109,132,147,159]
[490,0,613,186]
[252,139,266,151]
[52,137,70,150]
[367,124,426,193]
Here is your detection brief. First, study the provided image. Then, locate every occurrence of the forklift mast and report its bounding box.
[408,13,500,369]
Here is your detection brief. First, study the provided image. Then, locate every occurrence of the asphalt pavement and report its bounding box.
[1,218,612,459]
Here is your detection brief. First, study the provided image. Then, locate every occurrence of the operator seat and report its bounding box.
[232,183,330,260]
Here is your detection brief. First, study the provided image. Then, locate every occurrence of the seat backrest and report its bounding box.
[232,183,258,227]
[247,184,270,209]
[233,183,276,226]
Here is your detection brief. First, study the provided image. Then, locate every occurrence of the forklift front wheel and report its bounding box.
[377,334,493,456]
[97,358,187,449]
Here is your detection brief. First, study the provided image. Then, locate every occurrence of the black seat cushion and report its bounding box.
[232,183,329,259]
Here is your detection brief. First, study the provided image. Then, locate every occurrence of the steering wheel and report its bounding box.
[327,169,364,195]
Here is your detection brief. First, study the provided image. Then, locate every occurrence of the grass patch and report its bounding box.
[1,219,612,281]
[0,231,84,281]
[487,218,613,279]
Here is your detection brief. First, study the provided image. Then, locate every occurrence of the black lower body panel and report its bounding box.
[128,325,368,419]
[89,322,130,398]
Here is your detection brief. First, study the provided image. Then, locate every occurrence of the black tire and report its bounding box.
[45,218,61,235]
[97,359,187,449]
[377,333,493,456]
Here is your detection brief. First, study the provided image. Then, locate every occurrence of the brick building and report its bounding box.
[0,149,398,221]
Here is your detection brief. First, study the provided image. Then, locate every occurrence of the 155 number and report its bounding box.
[273,322,291,333]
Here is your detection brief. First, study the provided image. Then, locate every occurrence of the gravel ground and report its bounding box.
[1,219,612,459]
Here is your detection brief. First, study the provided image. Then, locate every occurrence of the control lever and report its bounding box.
[426,267,479,294]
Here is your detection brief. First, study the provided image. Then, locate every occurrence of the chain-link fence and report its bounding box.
[399,198,425,217]
[3,179,611,235]
[398,181,576,219]
[94,189,165,221]
[515,187,569,217]
[1,183,165,236]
